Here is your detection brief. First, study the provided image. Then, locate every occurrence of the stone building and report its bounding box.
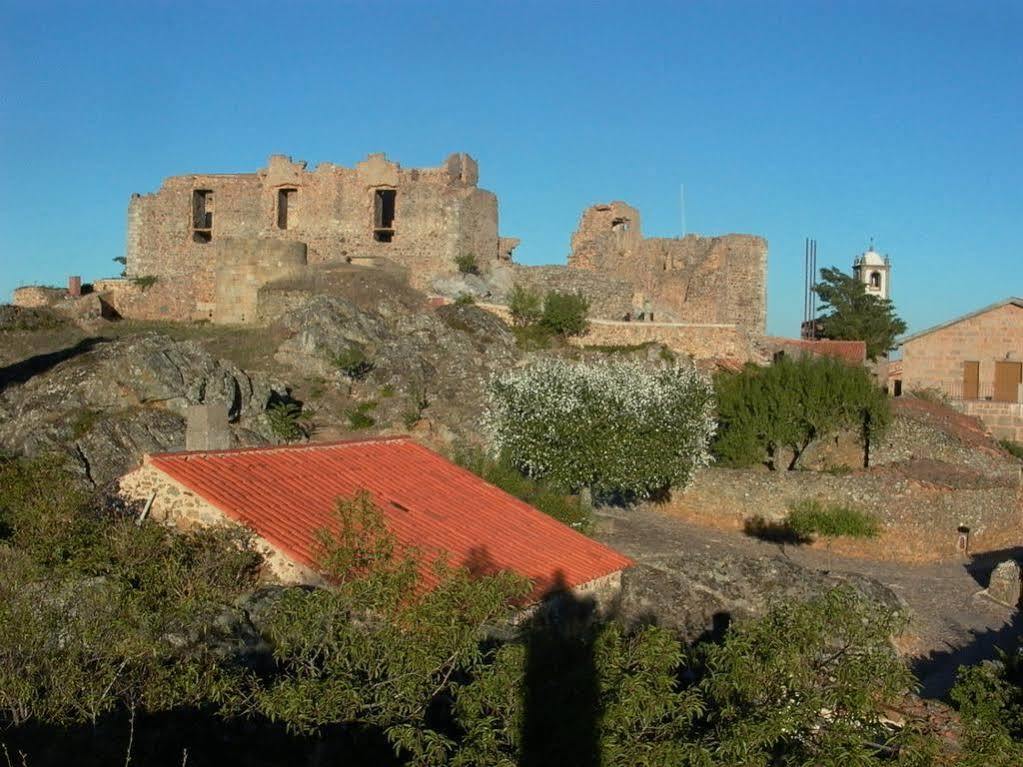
[565,201,768,334]
[118,436,631,606]
[123,152,513,320]
[893,297,1023,440]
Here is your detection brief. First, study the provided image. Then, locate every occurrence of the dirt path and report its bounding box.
[596,507,1018,699]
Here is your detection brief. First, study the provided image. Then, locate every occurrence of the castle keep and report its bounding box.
[124,152,511,320]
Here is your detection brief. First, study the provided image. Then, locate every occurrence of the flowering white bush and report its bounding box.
[484,358,716,499]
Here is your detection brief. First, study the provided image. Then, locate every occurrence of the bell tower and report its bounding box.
[852,239,891,300]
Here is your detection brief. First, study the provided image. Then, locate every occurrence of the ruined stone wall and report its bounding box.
[125,152,503,319]
[12,286,67,308]
[901,303,1023,397]
[568,201,768,333]
[508,264,637,319]
[476,302,759,363]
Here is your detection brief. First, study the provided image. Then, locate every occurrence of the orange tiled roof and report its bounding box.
[764,337,867,365]
[148,437,631,599]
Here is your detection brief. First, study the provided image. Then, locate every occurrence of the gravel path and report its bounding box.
[596,507,1019,699]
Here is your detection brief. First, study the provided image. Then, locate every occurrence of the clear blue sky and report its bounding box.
[1,1,1020,336]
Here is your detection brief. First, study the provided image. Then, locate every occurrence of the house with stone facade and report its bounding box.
[118,436,632,605]
[892,297,1023,441]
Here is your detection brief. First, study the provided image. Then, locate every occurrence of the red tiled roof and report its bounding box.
[148,437,632,600]
[763,337,867,365]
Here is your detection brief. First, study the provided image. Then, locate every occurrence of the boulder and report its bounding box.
[619,548,905,641]
[0,334,282,486]
[986,559,1021,607]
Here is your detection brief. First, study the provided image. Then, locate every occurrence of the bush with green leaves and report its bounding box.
[266,401,308,442]
[454,444,591,532]
[508,283,543,327]
[540,290,589,337]
[787,498,881,539]
[332,345,374,380]
[453,291,476,306]
[486,358,715,499]
[454,252,479,275]
[346,400,377,429]
[951,647,1023,767]
[714,354,891,470]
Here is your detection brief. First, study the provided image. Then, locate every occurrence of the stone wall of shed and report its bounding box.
[118,461,322,585]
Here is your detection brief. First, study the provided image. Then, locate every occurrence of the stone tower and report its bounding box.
[852,241,891,300]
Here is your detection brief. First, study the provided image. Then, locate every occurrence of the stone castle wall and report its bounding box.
[568,202,768,333]
[125,152,503,320]
[508,264,637,319]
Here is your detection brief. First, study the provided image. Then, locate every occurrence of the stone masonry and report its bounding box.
[568,201,768,333]
[125,152,509,320]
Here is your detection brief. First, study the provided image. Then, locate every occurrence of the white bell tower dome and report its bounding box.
[852,240,892,300]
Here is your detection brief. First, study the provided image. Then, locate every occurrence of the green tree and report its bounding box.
[814,267,907,360]
[508,284,542,327]
[714,354,891,470]
[540,290,590,337]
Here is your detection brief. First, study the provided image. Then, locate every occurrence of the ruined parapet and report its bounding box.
[212,239,307,325]
[568,201,767,334]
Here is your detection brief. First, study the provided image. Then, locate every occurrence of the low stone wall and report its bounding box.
[118,461,322,585]
[92,278,208,321]
[12,286,66,308]
[956,400,1023,441]
[675,466,1021,559]
[509,264,636,319]
[475,303,759,363]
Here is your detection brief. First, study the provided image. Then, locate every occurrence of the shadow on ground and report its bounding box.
[0,337,107,391]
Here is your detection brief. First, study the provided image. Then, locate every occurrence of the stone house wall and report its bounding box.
[900,302,1023,398]
[118,461,322,585]
[568,201,768,333]
[125,152,504,320]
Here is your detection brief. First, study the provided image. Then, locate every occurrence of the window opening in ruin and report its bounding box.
[611,217,630,232]
[374,189,396,243]
[277,188,297,230]
[869,271,881,288]
[192,189,213,243]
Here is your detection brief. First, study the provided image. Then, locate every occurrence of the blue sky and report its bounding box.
[1,1,1020,336]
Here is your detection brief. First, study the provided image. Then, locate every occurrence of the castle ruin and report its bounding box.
[121,152,515,321]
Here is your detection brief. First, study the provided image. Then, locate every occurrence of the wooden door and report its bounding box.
[994,361,1022,402]
[962,361,980,400]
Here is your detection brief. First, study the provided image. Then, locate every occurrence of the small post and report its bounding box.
[136,491,157,526]
[956,526,971,557]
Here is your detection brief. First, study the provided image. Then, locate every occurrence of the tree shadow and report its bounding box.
[0,337,108,392]
[911,609,1023,701]
[520,570,601,767]
[743,515,812,545]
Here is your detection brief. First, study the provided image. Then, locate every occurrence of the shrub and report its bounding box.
[540,290,589,337]
[908,386,950,406]
[485,358,715,499]
[454,252,479,275]
[453,292,476,306]
[713,355,890,470]
[131,275,159,290]
[786,499,880,539]
[508,284,542,327]
[346,401,377,429]
[331,346,374,380]
[266,401,308,442]
[454,444,591,532]
[511,323,555,351]
[999,439,1023,461]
